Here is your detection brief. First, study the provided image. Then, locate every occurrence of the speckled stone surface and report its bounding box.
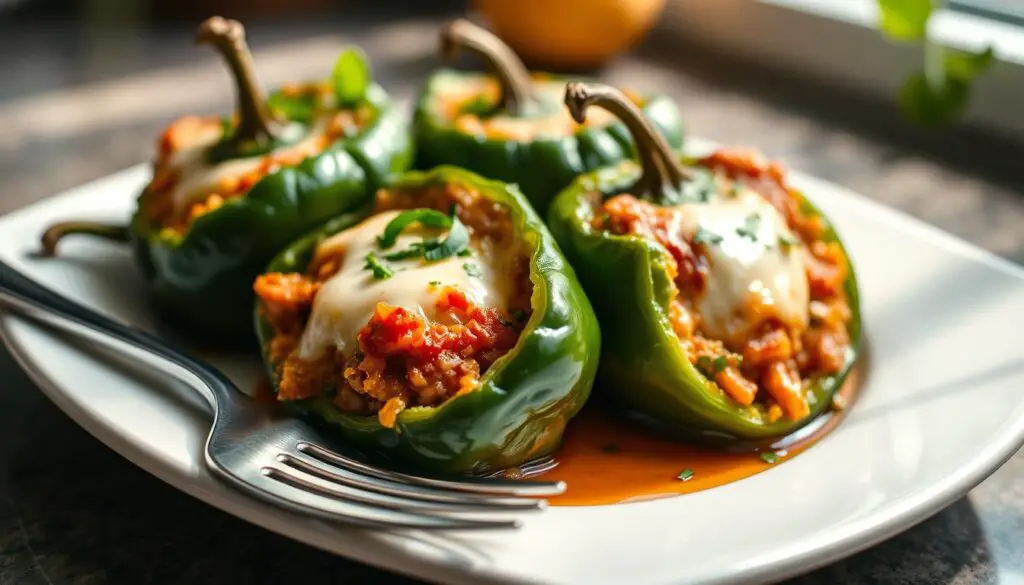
[0,14,1021,585]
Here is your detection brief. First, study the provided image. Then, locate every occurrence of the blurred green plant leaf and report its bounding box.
[899,46,994,126]
[944,46,995,81]
[332,47,371,105]
[899,72,969,125]
[878,0,934,41]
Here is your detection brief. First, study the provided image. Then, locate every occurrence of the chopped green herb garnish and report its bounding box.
[729,180,745,198]
[267,90,318,123]
[424,216,469,261]
[778,232,800,251]
[696,355,712,373]
[736,213,762,241]
[363,252,393,280]
[601,443,620,453]
[712,355,729,373]
[382,243,427,261]
[760,452,779,464]
[377,209,452,249]
[463,263,482,278]
[460,93,497,117]
[219,117,234,140]
[677,468,695,482]
[457,248,472,257]
[693,225,723,247]
[429,280,441,286]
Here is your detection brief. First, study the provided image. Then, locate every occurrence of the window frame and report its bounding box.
[658,0,1024,143]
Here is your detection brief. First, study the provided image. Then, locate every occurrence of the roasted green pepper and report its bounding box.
[254,166,600,473]
[412,19,683,214]
[39,17,412,345]
[547,82,862,446]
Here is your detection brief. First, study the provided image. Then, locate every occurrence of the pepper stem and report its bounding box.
[440,19,534,115]
[39,222,130,256]
[564,82,692,201]
[197,16,286,150]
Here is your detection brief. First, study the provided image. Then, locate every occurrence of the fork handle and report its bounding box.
[0,259,231,409]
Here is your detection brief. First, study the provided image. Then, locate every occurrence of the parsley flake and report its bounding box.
[429,280,441,286]
[463,263,482,278]
[712,355,729,373]
[778,232,801,251]
[693,225,723,247]
[696,355,712,374]
[363,252,393,280]
[677,468,695,482]
[760,452,779,464]
[736,213,762,241]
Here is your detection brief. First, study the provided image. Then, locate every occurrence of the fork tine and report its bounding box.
[277,453,546,511]
[299,442,567,497]
[257,466,521,530]
[482,455,560,479]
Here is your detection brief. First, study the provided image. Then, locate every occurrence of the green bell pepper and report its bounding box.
[412,19,683,214]
[547,82,862,446]
[254,166,600,474]
[39,17,412,346]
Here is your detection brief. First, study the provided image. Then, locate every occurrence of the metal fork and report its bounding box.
[0,259,565,530]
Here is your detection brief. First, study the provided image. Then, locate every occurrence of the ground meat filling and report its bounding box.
[592,148,853,422]
[147,82,374,235]
[254,183,532,428]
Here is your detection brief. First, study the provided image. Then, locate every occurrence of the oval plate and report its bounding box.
[2,140,1023,585]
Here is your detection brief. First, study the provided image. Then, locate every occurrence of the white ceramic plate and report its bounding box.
[2,140,1024,585]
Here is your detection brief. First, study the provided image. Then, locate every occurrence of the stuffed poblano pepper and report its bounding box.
[252,166,600,473]
[548,82,861,445]
[40,17,412,344]
[412,19,683,214]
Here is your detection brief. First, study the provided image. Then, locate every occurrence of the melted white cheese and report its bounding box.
[671,188,809,346]
[164,119,330,218]
[297,210,508,360]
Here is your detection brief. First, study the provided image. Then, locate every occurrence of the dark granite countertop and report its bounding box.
[0,13,1021,585]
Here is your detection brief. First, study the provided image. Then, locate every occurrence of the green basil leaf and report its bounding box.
[377,209,452,249]
[425,216,469,261]
[877,0,933,42]
[332,47,371,106]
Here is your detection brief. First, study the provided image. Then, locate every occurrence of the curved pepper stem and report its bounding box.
[197,16,287,151]
[564,82,692,202]
[39,222,130,256]
[440,19,534,115]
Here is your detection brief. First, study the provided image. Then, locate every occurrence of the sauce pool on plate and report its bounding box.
[535,370,861,506]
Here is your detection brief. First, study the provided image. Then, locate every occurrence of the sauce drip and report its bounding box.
[539,371,860,506]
